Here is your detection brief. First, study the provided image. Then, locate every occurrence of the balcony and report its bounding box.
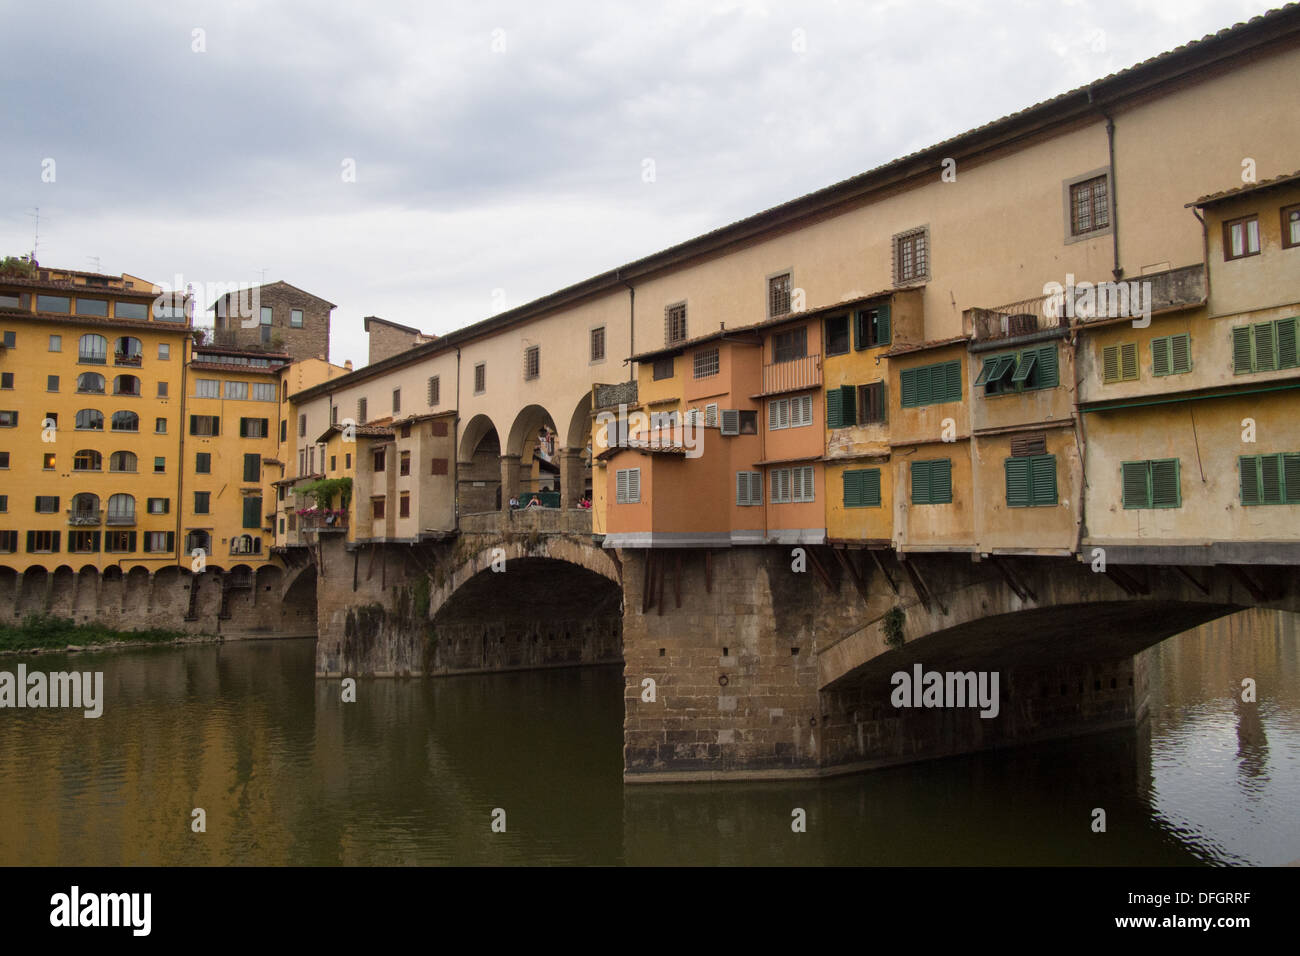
[106,512,136,526]
[113,352,142,367]
[761,353,822,395]
[299,510,349,533]
[67,510,101,526]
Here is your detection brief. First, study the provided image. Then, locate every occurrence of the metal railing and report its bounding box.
[67,510,101,526]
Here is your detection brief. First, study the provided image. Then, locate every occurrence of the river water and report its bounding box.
[0,609,1296,866]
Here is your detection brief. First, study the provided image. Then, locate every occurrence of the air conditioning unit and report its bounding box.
[720,409,740,436]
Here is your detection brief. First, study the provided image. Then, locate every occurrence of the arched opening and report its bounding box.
[110,410,139,432]
[564,391,595,508]
[507,404,562,508]
[113,336,143,366]
[457,414,501,515]
[281,564,318,637]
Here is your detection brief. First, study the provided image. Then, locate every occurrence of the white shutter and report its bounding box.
[749,472,763,505]
[736,472,747,505]
[628,468,641,503]
[768,401,778,431]
[616,469,629,503]
[794,395,812,427]
[705,404,718,428]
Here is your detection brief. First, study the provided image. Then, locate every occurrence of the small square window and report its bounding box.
[158,343,170,360]
[157,381,169,397]
[156,417,167,434]
[47,375,58,391]
[48,334,61,352]
[652,356,674,381]
[1224,215,1261,260]
[894,228,929,284]
[768,274,791,318]
[1284,205,1300,250]
[1069,175,1110,237]
[43,453,55,470]
[290,309,304,328]
[0,372,12,389]
[154,457,166,473]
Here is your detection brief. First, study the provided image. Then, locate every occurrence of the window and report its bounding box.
[427,376,440,406]
[44,412,56,428]
[894,228,929,284]
[143,531,173,553]
[900,360,962,407]
[107,494,135,525]
[295,413,305,438]
[148,497,169,515]
[615,468,642,504]
[1100,342,1140,383]
[225,381,249,400]
[857,382,887,424]
[590,326,606,362]
[346,453,352,469]
[158,343,170,360]
[855,303,892,349]
[243,454,261,483]
[0,410,16,427]
[195,453,211,474]
[190,415,220,436]
[77,372,105,394]
[195,379,220,398]
[114,336,142,362]
[107,531,138,553]
[0,496,5,513]
[474,363,486,394]
[736,471,763,506]
[770,466,815,504]
[373,448,386,472]
[154,456,165,474]
[371,496,386,519]
[239,417,269,438]
[769,394,813,430]
[825,385,857,428]
[0,330,13,347]
[260,306,272,326]
[114,374,141,396]
[46,375,58,391]
[27,530,60,553]
[825,315,850,356]
[330,456,336,471]
[78,333,108,363]
[280,420,287,442]
[772,327,807,364]
[110,451,137,472]
[112,410,139,432]
[0,530,15,552]
[194,491,211,514]
[251,383,276,402]
[665,304,687,345]
[523,346,540,380]
[1151,333,1192,376]
[1224,215,1261,260]
[35,496,60,514]
[1005,455,1058,507]
[1239,452,1300,506]
[73,449,102,471]
[400,450,411,476]
[399,493,410,518]
[652,357,674,380]
[0,452,7,467]
[705,404,719,428]
[1283,205,1300,250]
[768,273,791,318]
[1068,175,1110,237]
[185,531,211,554]
[70,530,101,554]
[75,409,103,431]
[331,405,339,426]
[843,468,882,508]
[1232,318,1298,374]
[0,373,11,389]
[357,397,368,422]
[1121,459,1180,509]
[116,301,148,320]
[37,295,70,314]
[977,345,1060,395]
[49,334,61,352]
[42,453,55,470]
[290,309,304,328]
[911,459,953,505]
[155,418,167,434]
[242,496,262,530]
[694,348,719,378]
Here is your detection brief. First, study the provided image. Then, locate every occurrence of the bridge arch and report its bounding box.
[458,413,503,513]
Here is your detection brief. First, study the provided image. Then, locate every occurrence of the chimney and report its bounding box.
[344,360,353,371]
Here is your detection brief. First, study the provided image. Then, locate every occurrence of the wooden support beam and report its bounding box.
[1226,564,1267,603]
[1104,566,1146,597]
[806,546,834,591]
[674,551,682,609]
[901,560,932,613]
[869,548,899,595]
[1172,564,1210,596]
[832,547,871,606]
[990,556,1037,603]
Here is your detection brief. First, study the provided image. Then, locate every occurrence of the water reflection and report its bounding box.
[0,609,1296,865]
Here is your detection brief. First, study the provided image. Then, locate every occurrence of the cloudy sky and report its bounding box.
[0,0,1281,367]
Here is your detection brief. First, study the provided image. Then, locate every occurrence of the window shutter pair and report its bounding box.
[1102,343,1139,383]
[842,468,881,508]
[1151,334,1192,376]
[825,385,857,428]
[911,459,953,504]
[735,471,762,506]
[1005,455,1057,507]
[1234,318,1299,374]
[1240,453,1300,505]
[242,496,263,529]
[1122,459,1180,509]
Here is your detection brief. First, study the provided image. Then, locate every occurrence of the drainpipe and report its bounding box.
[1191,207,1212,304]
[1088,86,1123,282]
[619,271,635,382]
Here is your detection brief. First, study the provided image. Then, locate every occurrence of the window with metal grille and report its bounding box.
[1100,342,1140,383]
[693,348,719,378]
[894,228,928,284]
[1239,452,1300,506]
[735,471,763,506]
[665,305,687,345]
[652,356,674,380]
[474,363,486,393]
[1151,333,1192,376]
[591,326,606,362]
[615,468,641,504]
[1069,176,1110,236]
[768,273,792,318]
[428,376,440,406]
[1232,318,1298,374]
[1223,215,1261,260]
[1121,459,1181,509]
[900,360,962,407]
[911,458,953,505]
[771,327,806,364]
[842,468,881,508]
[523,346,540,380]
[1004,455,1057,507]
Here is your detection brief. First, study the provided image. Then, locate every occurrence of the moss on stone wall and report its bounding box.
[0,613,192,653]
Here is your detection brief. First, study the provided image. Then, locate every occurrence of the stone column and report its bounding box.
[559,447,587,509]
[500,454,521,511]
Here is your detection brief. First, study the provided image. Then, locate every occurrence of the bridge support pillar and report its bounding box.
[559,447,586,508]
[499,454,521,511]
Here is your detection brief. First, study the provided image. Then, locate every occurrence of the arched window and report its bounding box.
[70,493,100,522]
[77,372,106,394]
[231,534,254,555]
[107,494,136,525]
[110,410,139,432]
[113,375,141,396]
[109,450,137,472]
[114,336,143,365]
[78,333,108,363]
[75,409,105,431]
[73,449,103,471]
[185,530,211,554]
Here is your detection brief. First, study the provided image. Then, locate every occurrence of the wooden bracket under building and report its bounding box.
[1172,564,1210,596]
[899,555,946,615]
[1225,564,1268,603]
[1104,565,1149,597]
[806,546,835,591]
[990,555,1037,603]
[832,547,872,606]
[869,548,899,595]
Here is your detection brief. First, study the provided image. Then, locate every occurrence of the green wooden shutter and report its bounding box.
[900,368,918,407]
[843,471,861,507]
[1283,453,1300,504]
[1005,457,1030,507]
[90,531,100,553]
[1253,322,1276,371]
[975,357,999,386]
[915,365,932,405]
[1036,345,1059,388]
[1277,317,1298,368]
[127,532,137,553]
[1120,342,1139,380]
[1239,456,1260,505]
[1260,454,1282,504]
[1010,352,1036,386]
[944,361,962,402]
[1151,459,1180,508]
[1031,454,1058,506]
[911,461,931,504]
[1102,345,1120,383]
[876,304,891,345]
[826,388,843,427]
[1169,333,1191,373]
[853,310,866,350]
[863,468,881,507]
[166,532,175,553]
[1232,327,1253,374]
[840,385,857,426]
[242,496,262,529]
[1151,336,1171,376]
[1122,461,1150,508]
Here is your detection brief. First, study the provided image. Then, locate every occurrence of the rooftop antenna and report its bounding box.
[87,256,101,273]
[26,207,40,261]
[256,267,269,285]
